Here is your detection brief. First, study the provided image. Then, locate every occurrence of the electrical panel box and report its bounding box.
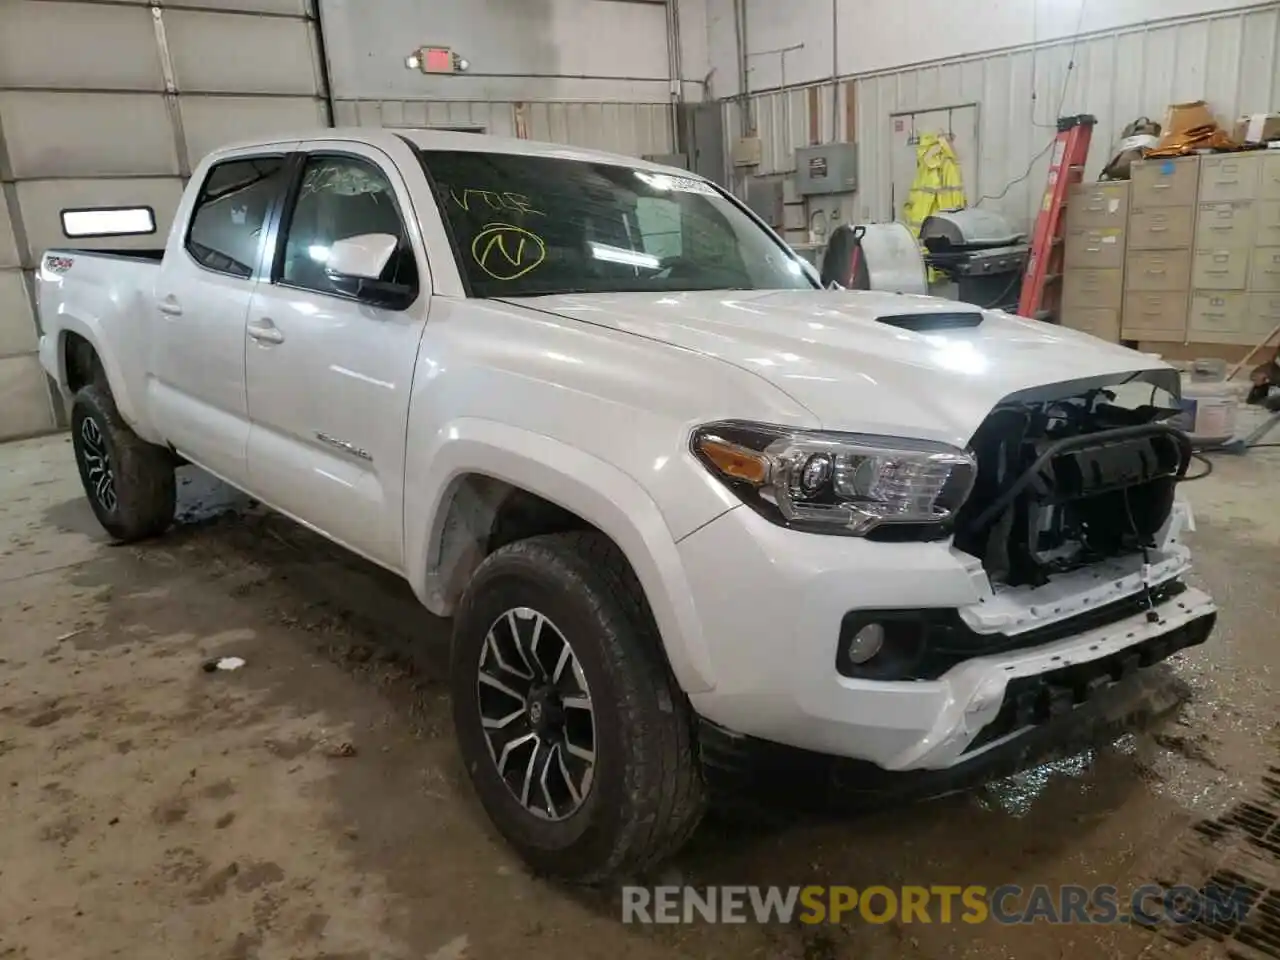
[732,137,763,168]
[744,177,785,229]
[795,143,858,196]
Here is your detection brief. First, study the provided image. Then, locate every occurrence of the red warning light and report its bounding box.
[423,47,454,73]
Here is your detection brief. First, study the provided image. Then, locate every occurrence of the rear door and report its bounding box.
[149,146,296,484]
[244,141,432,571]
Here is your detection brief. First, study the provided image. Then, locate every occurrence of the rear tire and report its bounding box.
[70,384,175,542]
[450,531,705,883]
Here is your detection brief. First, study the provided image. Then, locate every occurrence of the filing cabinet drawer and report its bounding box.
[1256,200,1280,247]
[1129,206,1193,249]
[1251,247,1280,292]
[1125,249,1190,292]
[1260,153,1280,200]
[1131,157,1199,207]
[1199,153,1260,203]
[1194,202,1255,249]
[1064,227,1125,268]
[1061,307,1119,342]
[1062,268,1123,309]
[1192,249,1249,290]
[1067,182,1130,229]
[1122,291,1188,338]
[1188,291,1246,336]
[1249,292,1280,328]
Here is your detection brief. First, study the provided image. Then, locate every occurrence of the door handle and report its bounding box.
[158,299,183,317]
[247,319,285,345]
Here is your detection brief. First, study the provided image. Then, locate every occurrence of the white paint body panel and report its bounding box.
[35,128,1215,771]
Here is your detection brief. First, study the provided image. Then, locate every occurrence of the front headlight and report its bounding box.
[692,420,976,536]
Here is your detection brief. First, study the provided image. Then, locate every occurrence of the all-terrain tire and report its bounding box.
[70,384,176,542]
[450,531,705,883]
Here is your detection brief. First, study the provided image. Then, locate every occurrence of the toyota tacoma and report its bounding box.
[37,128,1215,882]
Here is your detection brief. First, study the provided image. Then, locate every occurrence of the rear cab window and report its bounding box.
[415,150,814,298]
[186,156,288,279]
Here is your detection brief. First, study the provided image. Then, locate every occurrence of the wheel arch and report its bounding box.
[406,420,715,695]
[54,318,147,434]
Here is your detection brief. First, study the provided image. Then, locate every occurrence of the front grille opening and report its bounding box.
[952,388,1191,587]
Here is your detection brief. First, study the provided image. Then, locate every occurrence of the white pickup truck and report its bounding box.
[38,128,1215,882]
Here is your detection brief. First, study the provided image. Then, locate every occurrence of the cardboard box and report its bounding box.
[1233,113,1280,144]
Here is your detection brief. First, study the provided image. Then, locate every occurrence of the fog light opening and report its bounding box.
[847,622,885,664]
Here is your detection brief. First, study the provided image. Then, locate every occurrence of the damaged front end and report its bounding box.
[953,377,1192,588]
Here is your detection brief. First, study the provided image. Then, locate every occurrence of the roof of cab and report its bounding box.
[208,127,697,178]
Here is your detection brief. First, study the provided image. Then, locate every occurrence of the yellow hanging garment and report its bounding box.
[902,132,966,283]
[902,133,967,237]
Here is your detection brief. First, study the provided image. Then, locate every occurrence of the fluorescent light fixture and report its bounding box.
[61,206,156,238]
[589,242,660,269]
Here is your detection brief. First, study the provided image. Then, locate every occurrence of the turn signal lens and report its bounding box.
[695,435,770,485]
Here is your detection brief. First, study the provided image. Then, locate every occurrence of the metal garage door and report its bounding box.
[0,0,330,440]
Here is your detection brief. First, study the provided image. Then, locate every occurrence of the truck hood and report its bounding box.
[509,289,1173,447]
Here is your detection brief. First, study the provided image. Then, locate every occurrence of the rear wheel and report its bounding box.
[450,531,705,883]
[70,384,175,542]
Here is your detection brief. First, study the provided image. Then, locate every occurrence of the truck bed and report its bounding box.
[51,248,165,263]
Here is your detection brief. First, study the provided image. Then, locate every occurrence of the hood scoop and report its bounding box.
[875,311,984,332]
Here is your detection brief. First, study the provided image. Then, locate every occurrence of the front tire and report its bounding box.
[70,384,175,542]
[450,531,705,883]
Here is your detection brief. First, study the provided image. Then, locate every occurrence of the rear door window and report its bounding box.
[186,156,287,279]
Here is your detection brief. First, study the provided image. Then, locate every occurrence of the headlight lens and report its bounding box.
[692,420,976,536]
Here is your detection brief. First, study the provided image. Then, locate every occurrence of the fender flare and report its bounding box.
[52,314,148,438]
[407,418,716,694]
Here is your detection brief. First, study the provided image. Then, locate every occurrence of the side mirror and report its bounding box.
[324,233,398,280]
[322,232,416,309]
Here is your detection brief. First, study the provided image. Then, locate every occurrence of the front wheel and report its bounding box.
[70,384,175,542]
[450,531,705,883]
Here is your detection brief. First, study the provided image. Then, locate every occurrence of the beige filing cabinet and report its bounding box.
[1061,181,1129,341]
[1123,157,1197,341]
[1188,152,1280,344]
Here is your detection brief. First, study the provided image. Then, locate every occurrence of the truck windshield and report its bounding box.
[417,150,816,298]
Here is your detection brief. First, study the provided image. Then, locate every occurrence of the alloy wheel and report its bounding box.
[80,416,117,513]
[476,606,596,821]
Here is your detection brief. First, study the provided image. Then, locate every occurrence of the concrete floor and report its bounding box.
[0,427,1278,960]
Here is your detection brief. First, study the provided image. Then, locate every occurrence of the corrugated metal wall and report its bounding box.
[334,99,675,158]
[725,3,1280,232]
[0,0,329,440]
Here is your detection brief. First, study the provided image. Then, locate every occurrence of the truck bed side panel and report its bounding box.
[36,249,163,443]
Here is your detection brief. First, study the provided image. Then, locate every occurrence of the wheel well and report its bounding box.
[63,332,103,394]
[429,474,615,612]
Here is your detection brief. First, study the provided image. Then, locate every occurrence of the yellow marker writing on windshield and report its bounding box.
[472,223,546,280]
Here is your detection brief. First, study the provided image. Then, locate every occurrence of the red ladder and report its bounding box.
[1018,114,1096,322]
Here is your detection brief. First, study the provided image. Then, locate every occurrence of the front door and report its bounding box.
[150,151,291,484]
[244,144,430,571]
